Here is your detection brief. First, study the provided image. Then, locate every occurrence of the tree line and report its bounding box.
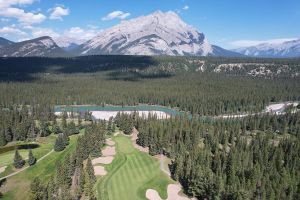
[30,121,107,200]
[115,112,300,200]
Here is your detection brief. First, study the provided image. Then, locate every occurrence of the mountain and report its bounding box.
[54,37,83,51]
[74,11,238,57]
[211,45,242,57]
[0,36,68,57]
[233,39,300,58]
[0,37,14,48]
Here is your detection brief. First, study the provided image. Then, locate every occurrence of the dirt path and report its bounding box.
[0,149,54,181]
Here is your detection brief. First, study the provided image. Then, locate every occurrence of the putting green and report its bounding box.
[96,135,172,200]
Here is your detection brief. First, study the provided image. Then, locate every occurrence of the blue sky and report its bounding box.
[0,0,299,48]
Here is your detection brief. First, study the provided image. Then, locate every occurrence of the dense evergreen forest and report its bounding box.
[0,56,299,145]
[0,55,299,199]
[0,56,299,115]
[30,122,106,200]
[115,112,300,200]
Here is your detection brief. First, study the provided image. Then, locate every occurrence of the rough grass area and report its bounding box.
[0,135,56,176]
[96,135,173,200]
[0,134,80,200]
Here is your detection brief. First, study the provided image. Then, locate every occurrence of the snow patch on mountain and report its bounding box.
[233,39,300,58]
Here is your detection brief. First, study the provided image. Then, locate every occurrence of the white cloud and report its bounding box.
[0,0,46,24]
[230,38,299,47]
[102,11,130,21]
[61,26,102,42]
[49,6,69,21]
[30,27,60,38]
[183,5,189,10]
[0,25,28,40]
[0,25,26,35]
[0,0,35,8]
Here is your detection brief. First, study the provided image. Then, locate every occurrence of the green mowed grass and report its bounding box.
[97,135,172,200]
[0,134,80,200]
[0,135,56,168]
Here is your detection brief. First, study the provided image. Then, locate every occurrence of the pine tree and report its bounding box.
[28,149,36,166]
[66,121,79,136]
[52,124,61,134]
[86,158,96,184]
[54,134,66,152]
[62,132,70,146]
[0,131,7,146]
[112,123,116,133]
[13,149,25,168]
[78,114,82,128]
[84,159,96,199]
[30,177,44,200]
[5,126,13,143]
[90,144,102,157]
[62,111,68,128]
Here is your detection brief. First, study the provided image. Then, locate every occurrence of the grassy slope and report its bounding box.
[0,135,56,175]
[96,135,173,200]
[0,134,80,200]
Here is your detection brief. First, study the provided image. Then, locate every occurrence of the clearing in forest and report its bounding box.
[0,134,80,200]
[96,135,172,200]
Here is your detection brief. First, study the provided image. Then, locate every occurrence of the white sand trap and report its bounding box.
[102,146,116,156]
[0,166,7,174]
[94,166,107,176]
[146,184,191,200]
[106,138,115,146]
[167,184,190,200]
[131,128,138,141]
[134,143,149,153]
[92,156,114,165]
[114,131,121,136]
[146,189,163,200]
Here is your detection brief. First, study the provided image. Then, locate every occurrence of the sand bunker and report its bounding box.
[167,184,190,200]
[93,166,107,176]
[146,184,191,200]
[106,138,115,146]
[102,146,116,156]
[146,189,162,200]
[0,166,7,174]
[133,143,149,153]
[92,156,114,165]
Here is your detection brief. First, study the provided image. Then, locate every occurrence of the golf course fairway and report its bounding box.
[96,134,172,200]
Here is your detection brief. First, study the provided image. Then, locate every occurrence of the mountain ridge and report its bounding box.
[73,11,239,57]
[0,37,15,48]
[233,39,300,58]
[0,36,68,57]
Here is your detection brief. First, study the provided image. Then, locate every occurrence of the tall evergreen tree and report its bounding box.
[13,149,25,168]
[30,177,44,200]
[54,134,67,152]
[28,149,36,166]
[0,131,6,146]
